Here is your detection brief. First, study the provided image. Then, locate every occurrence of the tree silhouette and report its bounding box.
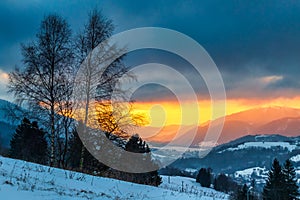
[10,118,48,164]
[282,159,299,200]
[8,14,73,167]
[196,168,212,188]
[214,173,239,193]
[230,183,258,200]
[263,158,285,200]
[125,134,161,186]
[104,134,162,186]
[68,121,107,173]
[73,9,133,171]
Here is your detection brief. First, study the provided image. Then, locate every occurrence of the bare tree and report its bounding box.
[8,14,73,167]
[56,67,76,168]
[73,9,141,170]
[96,101,146,140]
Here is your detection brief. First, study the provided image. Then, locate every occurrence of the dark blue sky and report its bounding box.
[1,0,300,101]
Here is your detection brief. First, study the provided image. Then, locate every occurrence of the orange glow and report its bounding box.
[50,96,300,131]
[132,97,300,127]
[71,101,147,137]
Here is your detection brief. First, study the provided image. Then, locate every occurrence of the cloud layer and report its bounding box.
[1,0,300,101]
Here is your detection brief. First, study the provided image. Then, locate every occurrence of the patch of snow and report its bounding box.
[255,135,268,139]
[234,167,268,179]
[184,168,198,173]
[151,146,207,164]
[291,155,300,162]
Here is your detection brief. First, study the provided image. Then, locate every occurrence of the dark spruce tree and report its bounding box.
[196,168,212,188]
[230,184,247,200]
[68,123,84,169]
[10,118,48,164]
[105,134,162,186]
[238,184,248,200]
[214,173,239,193]
[263,158,285,200]
[0,134,5,156]
[282,159,299,200]
[230,183,258,200]
[125,134,161,186]
[68,121,108,173]
[214,174,230,193]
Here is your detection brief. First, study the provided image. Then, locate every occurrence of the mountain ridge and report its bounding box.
[145,106,300,145]
[166,133,300,190]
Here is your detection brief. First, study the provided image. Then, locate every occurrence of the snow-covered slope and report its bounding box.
[218,141,298,153]
[0,156,228,200]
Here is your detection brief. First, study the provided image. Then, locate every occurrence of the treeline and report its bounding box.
[6,8,161,186]
[9,118,161,186]
[195,167,244,195]
[194,158,299,200]
[262,159,299,200]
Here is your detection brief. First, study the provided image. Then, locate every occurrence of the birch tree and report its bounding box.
[8,14,73,167]
[73,9,139,170]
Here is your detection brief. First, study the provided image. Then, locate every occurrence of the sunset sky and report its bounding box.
[1,0,300,126]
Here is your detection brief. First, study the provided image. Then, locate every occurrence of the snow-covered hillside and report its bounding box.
[233,165,300,192]
[218,141,298,153]
[0,156,228,200]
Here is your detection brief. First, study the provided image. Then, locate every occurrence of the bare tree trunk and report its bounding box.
[79,145,85,171]
[50,104,55,167]
[62,125,68,168]
[79,57,91,171]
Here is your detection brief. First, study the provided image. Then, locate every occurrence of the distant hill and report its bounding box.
[0,99,76,149]
[145,106,300,145]
[256,117,300,136]
[168,134,300,190]
[171,134,300,173]
[0,99,22,149]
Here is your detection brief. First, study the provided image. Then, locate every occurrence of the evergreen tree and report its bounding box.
[239,184,248,200]
[263,158,285,200]
[230,184,258,200]
[214,173,230,193]
[0,134,4,156]
[101,134,162,186]
[68,121,107,173]
[196,168,212,188]
[123,134,162,186]
[68,123,84,169]
[214,174,225,192]
[230,184,247,200]
[10,118,48,164]
[214,173,239,193]
[125,134,150,153]
[282,159,299,200]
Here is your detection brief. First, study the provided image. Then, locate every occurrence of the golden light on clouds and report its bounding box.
[132,101,201,127]
[0,69,9,83]
[0,69,13,101]
[132,96,300,127]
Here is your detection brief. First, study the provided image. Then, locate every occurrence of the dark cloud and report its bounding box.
[1,0,300,100]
